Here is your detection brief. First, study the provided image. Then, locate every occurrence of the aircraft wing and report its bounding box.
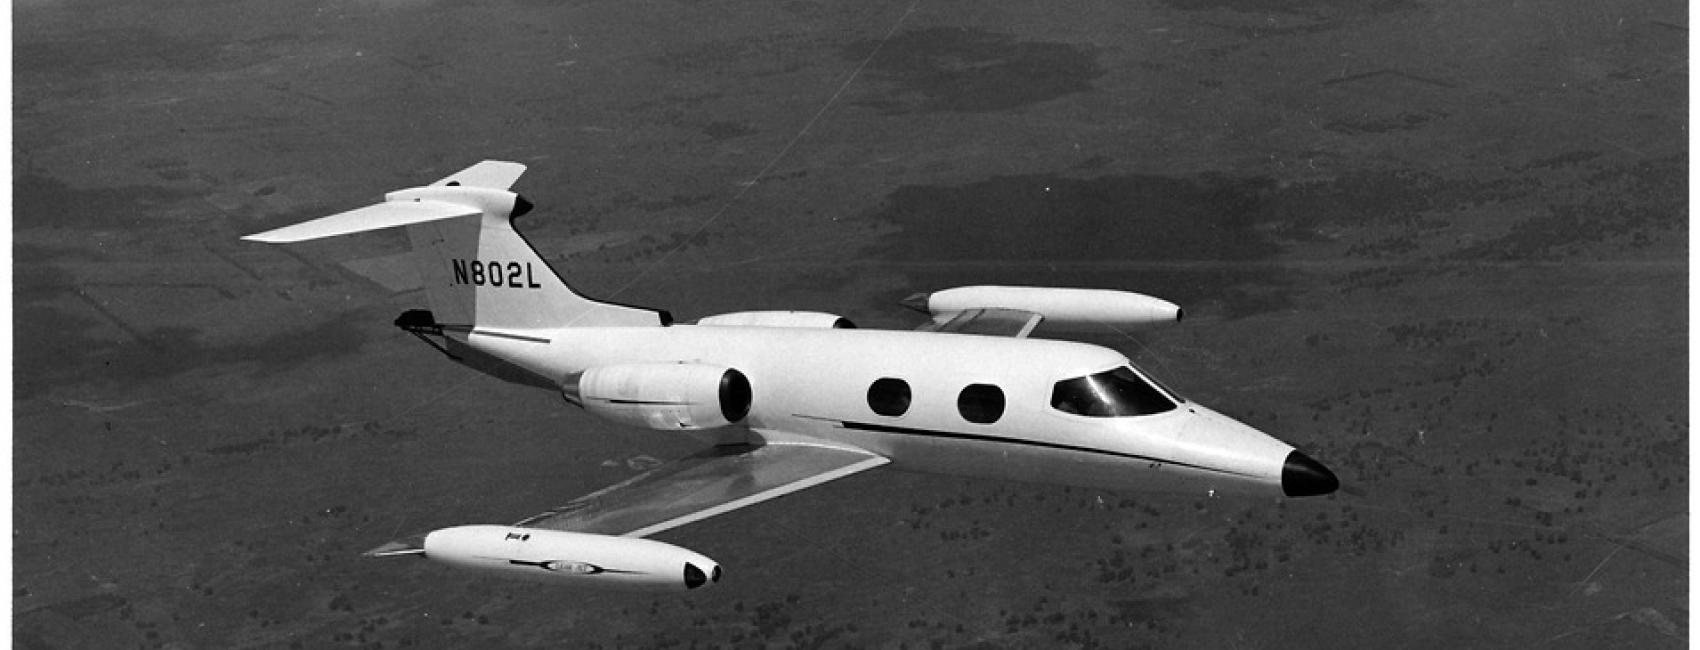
[365,441,888,556]
[917,307,1045,338]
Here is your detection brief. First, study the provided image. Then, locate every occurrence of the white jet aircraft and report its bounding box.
[244,161,1338,592]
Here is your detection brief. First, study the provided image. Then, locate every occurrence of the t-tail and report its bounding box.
[242,161,670,384]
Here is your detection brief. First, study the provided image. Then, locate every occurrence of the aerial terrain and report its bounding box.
[12,0,1687,647]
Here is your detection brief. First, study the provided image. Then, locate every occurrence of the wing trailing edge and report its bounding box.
[363,441,889,558]
[515,442,889,538]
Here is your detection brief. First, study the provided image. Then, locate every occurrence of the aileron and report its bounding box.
[920,308,1045,338]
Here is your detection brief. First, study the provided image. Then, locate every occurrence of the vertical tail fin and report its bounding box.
[242,161,670,331]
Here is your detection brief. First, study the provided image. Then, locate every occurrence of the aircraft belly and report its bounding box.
[760,416,1276,497]
[885,433,1139,489]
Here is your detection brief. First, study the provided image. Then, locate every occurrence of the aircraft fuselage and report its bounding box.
[458,324,1329,499]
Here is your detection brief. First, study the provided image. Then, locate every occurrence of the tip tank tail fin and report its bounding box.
[242,161,670,331]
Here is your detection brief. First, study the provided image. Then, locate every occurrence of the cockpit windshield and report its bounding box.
[1051,366,1179,417]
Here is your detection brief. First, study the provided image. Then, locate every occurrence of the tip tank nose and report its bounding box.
[684,562,722,589]
[1280,450,1339,497]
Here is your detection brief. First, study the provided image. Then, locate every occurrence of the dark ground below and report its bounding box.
[13,0,1687,648]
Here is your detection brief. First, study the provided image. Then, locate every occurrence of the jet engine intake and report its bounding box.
[562,363,752,430]
[423,525,721,591]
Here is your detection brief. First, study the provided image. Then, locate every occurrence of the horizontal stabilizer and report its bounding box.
[431,160,527,190]
[241,200,478,244]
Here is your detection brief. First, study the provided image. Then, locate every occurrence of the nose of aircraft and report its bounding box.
[1281,450,1339,497]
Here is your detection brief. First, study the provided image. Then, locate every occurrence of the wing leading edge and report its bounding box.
[365,441,888,556]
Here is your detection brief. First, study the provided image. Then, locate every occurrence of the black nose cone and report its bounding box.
[1281,450,1339,497]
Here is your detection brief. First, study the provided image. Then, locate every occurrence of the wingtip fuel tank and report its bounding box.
[912,285,1183,328]
[421,526,721,591]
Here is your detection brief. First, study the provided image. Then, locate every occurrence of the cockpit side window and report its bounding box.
[1051,366,1177,417]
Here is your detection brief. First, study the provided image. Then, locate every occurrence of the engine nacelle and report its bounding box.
[562,363,752,431]
[423,525,721,591]
[907,285,1182,328]
[695,311,856,329]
